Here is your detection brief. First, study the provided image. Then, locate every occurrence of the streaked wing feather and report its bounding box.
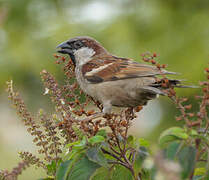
[82,55,175,83]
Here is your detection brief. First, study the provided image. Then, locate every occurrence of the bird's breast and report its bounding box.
[75,67,96,97]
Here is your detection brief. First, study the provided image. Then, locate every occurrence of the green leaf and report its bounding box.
[205,170,209,180]
[66,136,87,150]
[194,168,206,176]
[89,135,105,145]
[127,135,138,149]
[134,147,149,171]
[111,165,134,180]
[56,160,72,180]
[72,125,85,139]
[64,137,87,161]
[192,175,204,180]
[86,147,108,167]
[38,177,54,180]
[190,129,198,136]
[65,148,86,161]
[127,135,134,144]
[66,141,81,148]
[96,129,107,138]
[138,138,150,148]
[67,156,100,180]
[140,168,152,180]
[159,127,189,147]
[150,167,157,180]
[46,160,57,176]
[177,146,196,179]
[91,167,111,180]
[164,142,181,160]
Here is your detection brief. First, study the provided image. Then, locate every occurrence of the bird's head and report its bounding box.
[56,36,108,66]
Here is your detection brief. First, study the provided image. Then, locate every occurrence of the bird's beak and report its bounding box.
[56,41,73,54]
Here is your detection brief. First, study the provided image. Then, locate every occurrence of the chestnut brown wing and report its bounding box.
[82,55,175,83]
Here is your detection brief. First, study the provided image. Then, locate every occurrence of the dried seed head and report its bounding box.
[203,87,207,92]
[187,113,194,117]
[156,64,161,69]
[153,52,157,57]
[61,56,66,61]
[185,104,192,110]
[142,57,150,62]
[205,67,209,73]
[161,64,167,68]
[135,106,143,112]
[175,116,182,121]
[120,120,127,127]
[151,59,156,64]
[53,54,59,58]
[87,110,95,116]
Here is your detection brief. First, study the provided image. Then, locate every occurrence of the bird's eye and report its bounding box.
[74,41,83,49]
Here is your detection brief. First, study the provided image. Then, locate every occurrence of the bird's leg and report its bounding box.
[102,101,112,114]
[102,102,114,119]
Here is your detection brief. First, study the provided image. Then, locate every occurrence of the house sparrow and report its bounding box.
[56,36,181,114]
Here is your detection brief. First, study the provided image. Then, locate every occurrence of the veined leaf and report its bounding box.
[38,178,54,180]
[96,129,107,138]
[194,168,206,176]
[86,147,108,167]
[134,146,149,172]
[111,165,133,180]
[159,127,189,147]
[56,160,72,180]
[66,136,87,150]
[164,142,181,160]
[127,135,138,149]
[192,175,204,180]
[90,167,111,180]
[67,155,100,180]
[89,135,105,145]
[65,148,86,161]
[46,160,57,176]
[177,146,196,179]
[58,153,85,179]
[138,138,150,148]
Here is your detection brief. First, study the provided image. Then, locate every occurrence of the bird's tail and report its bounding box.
[143,79,198,96]
[152,79,198,89]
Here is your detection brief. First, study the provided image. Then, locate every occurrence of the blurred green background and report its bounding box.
[0,0,208,179]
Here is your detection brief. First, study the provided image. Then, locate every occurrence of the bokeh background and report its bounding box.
[0,0,208,179]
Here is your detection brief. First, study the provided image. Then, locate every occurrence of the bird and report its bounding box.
[56,36,185,114]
